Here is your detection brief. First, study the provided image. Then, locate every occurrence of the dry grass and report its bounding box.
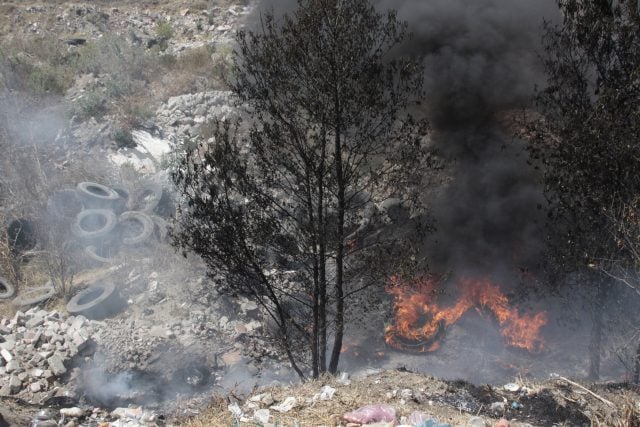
[182,371,497,427]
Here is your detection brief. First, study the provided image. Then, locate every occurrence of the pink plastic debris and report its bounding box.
[343,404,397,424]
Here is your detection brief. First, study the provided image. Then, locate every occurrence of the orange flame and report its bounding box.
[385,275,547,353]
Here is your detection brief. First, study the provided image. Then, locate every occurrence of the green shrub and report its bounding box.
[113,128,136,149]
[75,90,107,119]
[155,21,174,51]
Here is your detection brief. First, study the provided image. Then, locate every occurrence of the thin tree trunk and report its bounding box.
[329,97,345,374]
[318,174,327,373]
[306,173,320,379]
[318,131,328,374]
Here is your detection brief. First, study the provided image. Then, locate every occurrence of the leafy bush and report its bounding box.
[155,21,174,51]
[74,89,107,119]
[113,127,136,149]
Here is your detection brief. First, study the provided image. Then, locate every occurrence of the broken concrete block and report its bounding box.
[9,375,21,394]
[30,368,44,378]
[47,354,66,376]
[5,360,18,373]
[25,315,44,329]
[30,381,42,393]
[1,349,13,363]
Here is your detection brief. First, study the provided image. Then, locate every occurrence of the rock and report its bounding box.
[254,409,270,424]
[30,382,42,393]
[47,354,66,376]
[228,402,242,417]
[60,408,84,418]
[5,360,18,373]
[8,375,21,394]
[0,340,15,351]
[30,368,44,378]
[25,315,44,329]
[0,348,13,362]
[270,396,297,413]
[249,392,274,406]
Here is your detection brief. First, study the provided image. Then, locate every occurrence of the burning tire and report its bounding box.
[118,211,154,246]
[66,281,122,319]
[0,277,15,299]
[71,209,117,241]
[6,218,37,254]
[12,283,56,307]
[47,189,83,221]
[76,182,120,208]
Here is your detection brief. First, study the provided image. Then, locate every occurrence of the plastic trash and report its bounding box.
[343,404,397,424]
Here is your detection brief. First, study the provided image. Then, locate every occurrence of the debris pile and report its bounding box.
[0,308,92,397]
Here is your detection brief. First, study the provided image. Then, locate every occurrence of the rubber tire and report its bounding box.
[131,184,163,213]
[71,209,117,241]
[13,283,56,307]
[77,182,119,208]
[150,215,168,242]
[0,277,15,299]
[118,211,154,246]
[66,281,121,320]
[111,186,129,214]
[6,218,37,253]
[85,244,117,264]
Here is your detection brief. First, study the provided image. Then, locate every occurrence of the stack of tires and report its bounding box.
[69,181,170,264]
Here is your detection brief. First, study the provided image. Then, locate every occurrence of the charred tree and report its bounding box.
[532,0,640,379]
[171,0,428,379]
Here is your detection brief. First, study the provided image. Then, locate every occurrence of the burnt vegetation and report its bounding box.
[530,0,640,380]
[171,0,430,379]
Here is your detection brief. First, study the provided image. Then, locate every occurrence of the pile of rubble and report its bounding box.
[0,308,92,398]
[155,90,239,143]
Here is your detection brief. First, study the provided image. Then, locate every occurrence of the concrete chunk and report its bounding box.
[8,375,21,394]
[1,348,13,362]
[47,354,66,376]
[25,315,44,329]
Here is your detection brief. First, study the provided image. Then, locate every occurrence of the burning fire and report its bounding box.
[385,275,547,353]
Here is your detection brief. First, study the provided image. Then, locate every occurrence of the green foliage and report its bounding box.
[0,38,77,95]
[155,21,174,51]
[112,127,136,149]
[74,89,107,119]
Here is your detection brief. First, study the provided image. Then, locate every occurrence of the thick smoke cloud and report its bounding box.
[254,0,560,279]
[379,0,559,278]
